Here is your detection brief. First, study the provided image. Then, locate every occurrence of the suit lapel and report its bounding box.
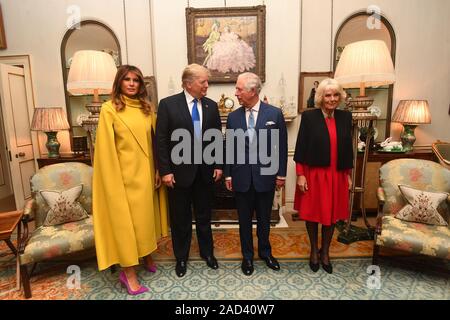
[177,92,194,134]
[115,108,150,158]
[255,102,267,130]
[200,97,209,132]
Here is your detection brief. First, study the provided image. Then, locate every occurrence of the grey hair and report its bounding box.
[314,78,346,106]
[182,63,210,88]
[238,72,262,94]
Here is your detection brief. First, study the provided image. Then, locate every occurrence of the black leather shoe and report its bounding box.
[309,261,320,272]
[321,262,333,274]
[204,256,219,269]
[241,259,254,276]
[175,260,187,277]
[261,255,280,271]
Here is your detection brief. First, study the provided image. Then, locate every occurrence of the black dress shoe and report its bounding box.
[309,261,320,272]
[175,260,187,277]
[241,259,254,276]
[321,261,333,274]
[204,256,219,269]
[261,255,280,271]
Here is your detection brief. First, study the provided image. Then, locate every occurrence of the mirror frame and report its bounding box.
[334,11,396,140]
[60,20,121,149]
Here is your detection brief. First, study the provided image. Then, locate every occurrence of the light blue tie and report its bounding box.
[248,108,255,143]
[192,98,201,139]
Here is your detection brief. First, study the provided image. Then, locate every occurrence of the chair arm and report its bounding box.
[374,187,387,236]
[22,198,35,223]
[377,187,386,204]
[18,199,35,253]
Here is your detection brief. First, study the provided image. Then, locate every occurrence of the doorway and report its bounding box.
[0,56,38,212]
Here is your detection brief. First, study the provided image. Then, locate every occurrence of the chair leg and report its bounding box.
[20,265,32,299]
[372,244,380,266]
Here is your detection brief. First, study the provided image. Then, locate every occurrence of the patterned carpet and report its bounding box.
[1,227,448,300]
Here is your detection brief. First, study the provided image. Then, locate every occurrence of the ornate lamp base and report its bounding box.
[400,124,417,152]
[45,131,61,158]
[336,221,374,244]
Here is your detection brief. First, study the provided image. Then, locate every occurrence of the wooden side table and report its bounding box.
[0,210,24,290]
[37,154,92,169]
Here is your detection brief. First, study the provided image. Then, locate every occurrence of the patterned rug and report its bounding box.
[1,258,448,300]
[1,227,447,299]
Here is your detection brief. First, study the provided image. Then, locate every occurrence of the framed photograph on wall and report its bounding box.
[144,76,158,110]
[298,72,333,113]
[0,5,7,49]
[186,6,266,83]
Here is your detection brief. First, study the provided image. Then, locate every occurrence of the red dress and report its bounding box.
[293,117,350,226]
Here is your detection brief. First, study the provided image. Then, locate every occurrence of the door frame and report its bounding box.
[0,55,39,166]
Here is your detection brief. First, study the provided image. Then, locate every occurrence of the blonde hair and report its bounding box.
[314,78,346,107]
[181,64,210,88]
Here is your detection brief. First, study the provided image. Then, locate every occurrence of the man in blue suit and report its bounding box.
[224,72,288,276]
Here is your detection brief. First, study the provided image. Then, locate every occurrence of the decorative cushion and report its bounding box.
[40,184,89,226]
[395,185,448,226]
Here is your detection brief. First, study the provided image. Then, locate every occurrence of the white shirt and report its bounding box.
[184,90,203,129]
[244,100,260,128]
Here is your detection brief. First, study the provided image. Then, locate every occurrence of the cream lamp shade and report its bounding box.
[335,39,395,96]
[67,50,117,101]
[392,100,431,124]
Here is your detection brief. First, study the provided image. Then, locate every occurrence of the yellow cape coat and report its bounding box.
[93,96,168,271]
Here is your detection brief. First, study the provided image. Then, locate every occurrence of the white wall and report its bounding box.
[0,0,448,206]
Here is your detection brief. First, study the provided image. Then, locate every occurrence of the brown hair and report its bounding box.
[111,65,154,115]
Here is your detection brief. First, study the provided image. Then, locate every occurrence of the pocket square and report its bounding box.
[265,121,276,125]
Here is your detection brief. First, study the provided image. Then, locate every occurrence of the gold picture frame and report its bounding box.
[144,76,158,110]
[186,5,266,83]
[298,72,333,113]
[0,5,7,49]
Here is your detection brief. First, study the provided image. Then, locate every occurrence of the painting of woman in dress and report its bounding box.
[187,6,265,83]
[204,24,256,74]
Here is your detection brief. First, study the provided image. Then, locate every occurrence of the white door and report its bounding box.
[0,64,36,210]
[0,101,13,199]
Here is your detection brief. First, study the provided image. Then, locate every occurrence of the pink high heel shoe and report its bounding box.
[119,271,149,295]
[145,264,157,273]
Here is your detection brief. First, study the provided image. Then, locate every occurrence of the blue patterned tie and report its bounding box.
[248,108,255,143]
[192,98,201,139]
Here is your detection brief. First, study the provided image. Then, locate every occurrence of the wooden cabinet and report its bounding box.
[37,154,92,169]
[356,149,435,212]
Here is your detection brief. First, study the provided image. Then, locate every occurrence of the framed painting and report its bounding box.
[144,76,158,109]
[298,72,333,113]
[186,6,266,83]
[0,5,6,49]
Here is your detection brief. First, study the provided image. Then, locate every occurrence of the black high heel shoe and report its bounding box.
[319,250,333,274]
[309,250,320,272]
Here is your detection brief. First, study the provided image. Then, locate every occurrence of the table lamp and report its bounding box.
[31,107,70,158]
[334,39,396,243]
[392,100,431,151]
[66,50,117,158]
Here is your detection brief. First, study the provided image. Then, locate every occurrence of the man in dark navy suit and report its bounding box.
[156,64,222,277]
[224,72,288,276]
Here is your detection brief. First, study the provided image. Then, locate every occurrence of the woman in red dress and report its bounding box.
[293,78,353,274]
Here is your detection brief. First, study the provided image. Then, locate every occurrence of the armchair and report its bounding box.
[18,162,94,298]
[373,158,450,266]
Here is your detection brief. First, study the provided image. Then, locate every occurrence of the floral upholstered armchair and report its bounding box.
[18,162,94,298]
[373,159,450,265]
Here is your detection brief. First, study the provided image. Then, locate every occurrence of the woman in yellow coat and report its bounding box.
[93,65,168,295]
